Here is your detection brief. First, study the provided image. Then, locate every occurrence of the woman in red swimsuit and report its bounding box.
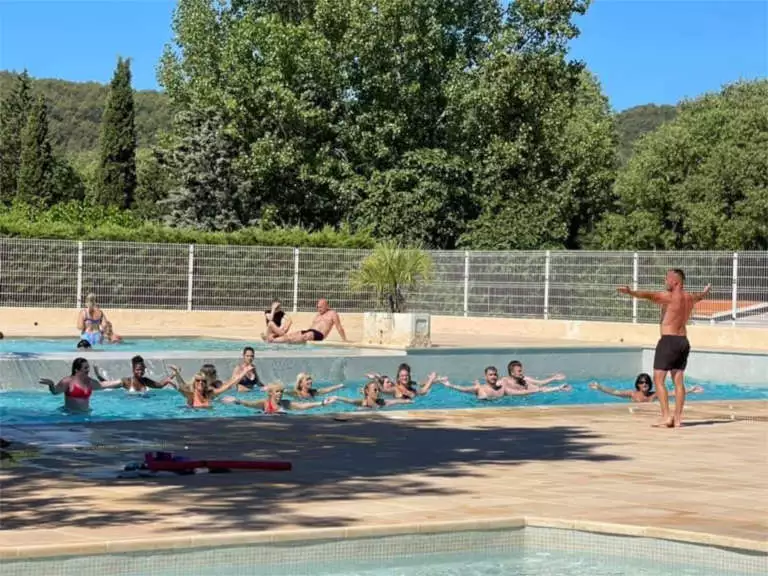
[39,357,123,412]
[221,383,336,413]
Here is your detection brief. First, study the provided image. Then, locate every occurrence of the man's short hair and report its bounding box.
[485,366,498,375]
[671,268,686,282]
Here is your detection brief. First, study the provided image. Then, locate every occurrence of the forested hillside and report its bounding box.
[614,104,677,164]
[1,74,674,167]
[0,71,172,156]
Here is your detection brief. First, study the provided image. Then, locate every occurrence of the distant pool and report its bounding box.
[1,377,765,426]
[0,337,338,355]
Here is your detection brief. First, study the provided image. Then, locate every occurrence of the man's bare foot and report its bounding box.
[672,417,683,428]
[652,417,674,428]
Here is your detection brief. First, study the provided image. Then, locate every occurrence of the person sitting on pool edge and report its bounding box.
[39,357,124,412]
[502,360,568,393]
[262,299,292,341]
[102,320,122,344]
[232,346,263,391]
[590,373,704,403]
[221,383,337,413]
[76,293,108,346]
[93,355,177,394]
[268,298,348,344]
[172,364,250,409]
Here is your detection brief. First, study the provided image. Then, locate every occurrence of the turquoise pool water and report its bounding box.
[0,377,765,425]
[1,527,761,576]
[154,550,754,576]
[0,337,332,355]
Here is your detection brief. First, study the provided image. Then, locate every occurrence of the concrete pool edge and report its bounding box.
[0,516,765,561]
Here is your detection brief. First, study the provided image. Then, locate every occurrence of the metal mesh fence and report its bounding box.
[0,239,765,326]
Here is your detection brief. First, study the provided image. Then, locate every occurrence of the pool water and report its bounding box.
[217,549,753,576]
[1,546,755,576]
[0,377,765,426]
[0,337,323,355]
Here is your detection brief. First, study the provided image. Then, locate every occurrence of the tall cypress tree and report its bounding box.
[96,57,137,208]
[16,95,55,206]
[0,70,32,203]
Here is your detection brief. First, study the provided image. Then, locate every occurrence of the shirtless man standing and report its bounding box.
[270,298,348,344]
[617,268,710,428]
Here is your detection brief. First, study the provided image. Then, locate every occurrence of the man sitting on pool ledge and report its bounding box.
[268,298,348,344]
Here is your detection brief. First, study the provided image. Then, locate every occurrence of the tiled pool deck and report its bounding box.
[1,398,766,559]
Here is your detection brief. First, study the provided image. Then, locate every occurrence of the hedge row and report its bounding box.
[0,202,376,248]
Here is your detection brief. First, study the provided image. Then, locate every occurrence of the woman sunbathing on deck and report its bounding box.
[590,373,703,403]
[39,357,124,412]
[262,300,292,341]
[172,365,249,409]
[221,383,336,413]
[287,372,344,399]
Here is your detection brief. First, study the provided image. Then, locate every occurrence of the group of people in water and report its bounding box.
[54,267,708,426]
[38,347,703,415]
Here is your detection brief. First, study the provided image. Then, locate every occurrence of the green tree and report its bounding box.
[16,95,56,206]
[95,57,137,208]
[134,147,174,221]
[0,70,32,202]
[50,157,86,203]
[158,0,614,245]
[455,3,617,250]
[593,80,768,251]
[161,108,252,230]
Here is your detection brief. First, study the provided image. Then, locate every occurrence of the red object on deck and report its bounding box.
[144,455,292,472]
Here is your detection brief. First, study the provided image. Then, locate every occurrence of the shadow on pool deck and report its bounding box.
[0,412,627,532]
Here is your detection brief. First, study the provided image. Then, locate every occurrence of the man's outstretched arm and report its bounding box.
[617,286,669,304]
[691,284,712,303]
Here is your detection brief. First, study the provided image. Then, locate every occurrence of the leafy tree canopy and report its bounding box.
[592,80,768,251]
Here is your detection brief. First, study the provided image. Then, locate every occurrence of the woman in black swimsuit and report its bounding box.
[263,302,292,342]
[232,346,263,391]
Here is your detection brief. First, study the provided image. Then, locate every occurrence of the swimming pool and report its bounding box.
[1,377,765,426]
[1,526,763,575]
[0,337,329,355]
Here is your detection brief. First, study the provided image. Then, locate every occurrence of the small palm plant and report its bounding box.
[350,241,434,313]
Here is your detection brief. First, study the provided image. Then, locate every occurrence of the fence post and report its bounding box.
[293,248,300,313]
[463,250,470,317]
[76,241,84,309]
[543,250,551,320]
[731,252,739,323]
[632,252,639,324]
[186,245,195,311]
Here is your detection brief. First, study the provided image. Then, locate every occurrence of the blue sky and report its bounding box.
[0,0,765,111]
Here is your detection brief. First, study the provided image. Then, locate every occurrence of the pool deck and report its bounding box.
[1,399,766,560]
